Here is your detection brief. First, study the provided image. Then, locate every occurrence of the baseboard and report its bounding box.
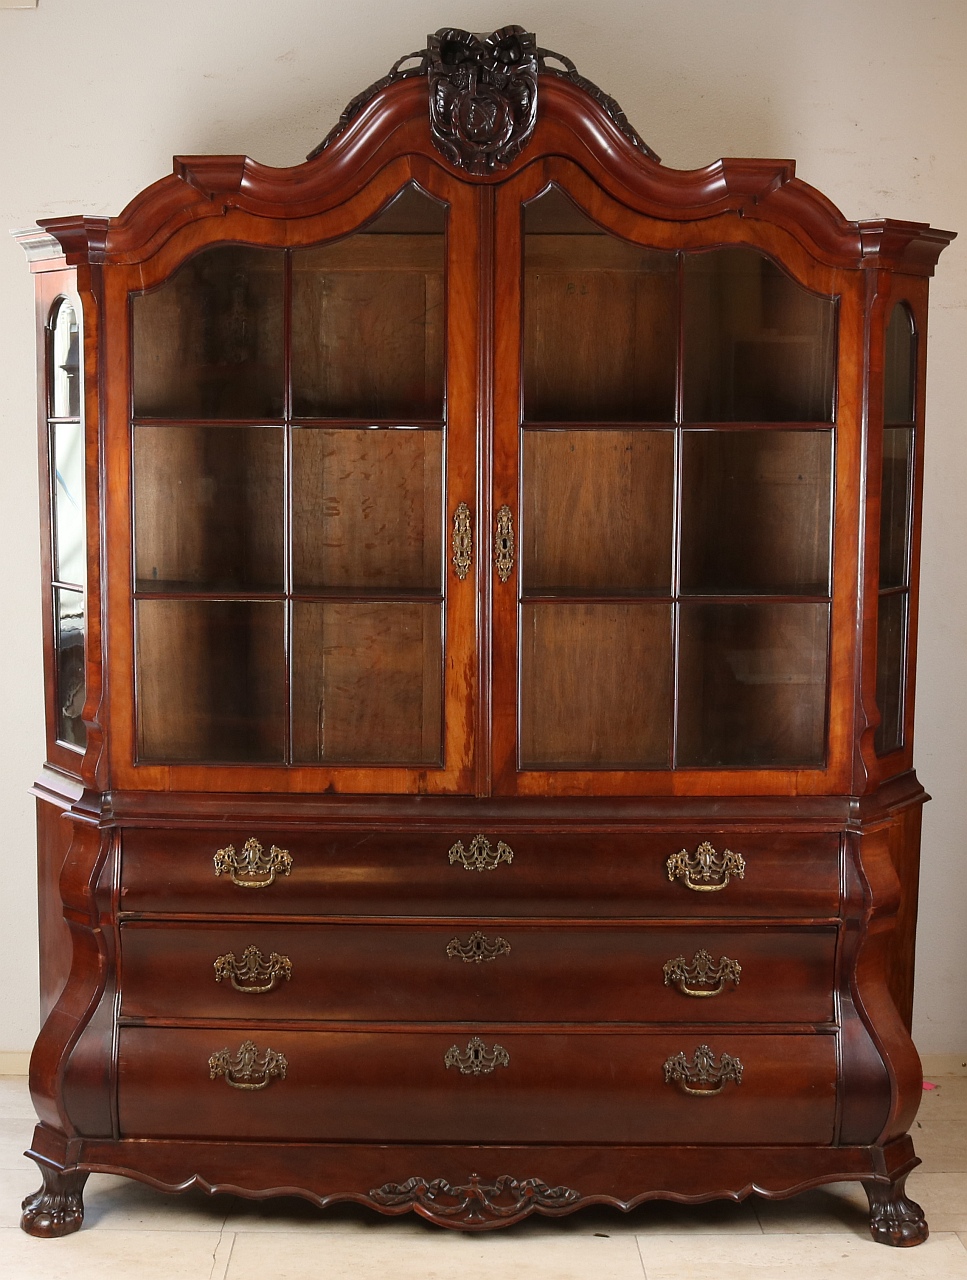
[921,1053,967,1077]
[0,1052,29,1075]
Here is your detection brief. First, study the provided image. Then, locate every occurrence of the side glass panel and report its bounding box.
[48,299,86,749]
[131,184,448,769]
[516,198,836,775]
[683,249,836,422]
[132,246,285,418]
[875,303,917,755]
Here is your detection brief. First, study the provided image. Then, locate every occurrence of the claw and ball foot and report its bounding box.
[21,1164,89,1237]
[865,1172,928,1247]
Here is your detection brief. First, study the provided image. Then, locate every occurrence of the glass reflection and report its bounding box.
[50,301,80,419]
[55,588,86,748]
[53,421,86,587]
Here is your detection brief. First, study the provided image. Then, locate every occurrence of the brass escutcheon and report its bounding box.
[663,948,742,998]
[214,945,293,994]
[213,837,293,889]
[444,1036,510,1075]
[446,931,512,963]
[448,835,514,872]
[494,505,515,582]
[452,501,473,579]
[666,841,745,892]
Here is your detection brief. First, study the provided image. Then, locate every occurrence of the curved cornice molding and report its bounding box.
[33,68,954,275]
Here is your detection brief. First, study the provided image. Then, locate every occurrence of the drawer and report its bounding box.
[117,1027,837,1144]
[119,828,841,918]
[119,921,837,1024]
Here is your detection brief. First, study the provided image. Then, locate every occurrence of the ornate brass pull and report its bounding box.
[452,501,473,579]
[445,1036,510,1075]
[666,841,745,892]
[664,1044,744,1097]
[209,1040,288,1090]
[447,931,511,963]
[494,505,515,582]
[213,837,292,889]
[214,945,293,994]
[448,834,514,872]
[663,948,742,998]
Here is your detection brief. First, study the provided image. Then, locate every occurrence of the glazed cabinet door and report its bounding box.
[492,168,858,796]
[108,175,479,793]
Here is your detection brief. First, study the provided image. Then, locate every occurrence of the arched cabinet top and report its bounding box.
[19,28,955,275]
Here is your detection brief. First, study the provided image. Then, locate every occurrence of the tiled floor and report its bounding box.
[2,1075,967,1278]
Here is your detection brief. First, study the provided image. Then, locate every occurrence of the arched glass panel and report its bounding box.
[47,298,86,749]
[875,302,917,756]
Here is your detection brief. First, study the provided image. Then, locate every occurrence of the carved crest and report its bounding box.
[427,26,538,174]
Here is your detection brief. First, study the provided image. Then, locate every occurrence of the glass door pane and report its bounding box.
[291,187,445,419]
[133,246,285,418]
[683,249,836,422]
[522,187,676,422]
[130,183,460,776]
[680,430,832,595]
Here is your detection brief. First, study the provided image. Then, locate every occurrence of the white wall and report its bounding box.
[0,0,964,1056]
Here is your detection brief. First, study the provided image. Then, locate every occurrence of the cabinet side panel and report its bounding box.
[886,802,924,1031]
[36,797,72,1023]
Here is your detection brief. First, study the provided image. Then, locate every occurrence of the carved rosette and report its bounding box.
[370,1174,581,1226]
[427,27,538,174]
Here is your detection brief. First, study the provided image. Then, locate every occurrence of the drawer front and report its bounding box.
[117,1027,837,1144]
[120,828,841,918]
[119,921,837,1024]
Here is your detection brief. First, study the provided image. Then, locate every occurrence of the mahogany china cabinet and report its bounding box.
[16,27,955,1244]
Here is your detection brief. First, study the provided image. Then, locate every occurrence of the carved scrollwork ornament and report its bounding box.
[427,26,538,174]
[213,837,293,889]
[663,1044,744,1097]
[446,930,512,963]
[369,1174,581,1225]
[663,948,742,997]
[666,841,745,892]
[448,834,514,871]
[445,1036,511,1075]
[214,945,293,994]
[209,1040,288,1090]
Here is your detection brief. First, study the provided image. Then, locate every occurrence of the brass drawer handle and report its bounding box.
[214,837,292,888]
[663,948,741,998]
[664,1044,743,1097]
[214,945,293,994]
[447,931,512,963]
[666,841,745,892]
[445,1036,510,1075]
[209,1040,287,1090]
[449,834,514,872]
[452,501,473,579]
[494,505,515,582]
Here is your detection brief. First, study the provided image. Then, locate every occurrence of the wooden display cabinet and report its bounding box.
[16,27,954,1243]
